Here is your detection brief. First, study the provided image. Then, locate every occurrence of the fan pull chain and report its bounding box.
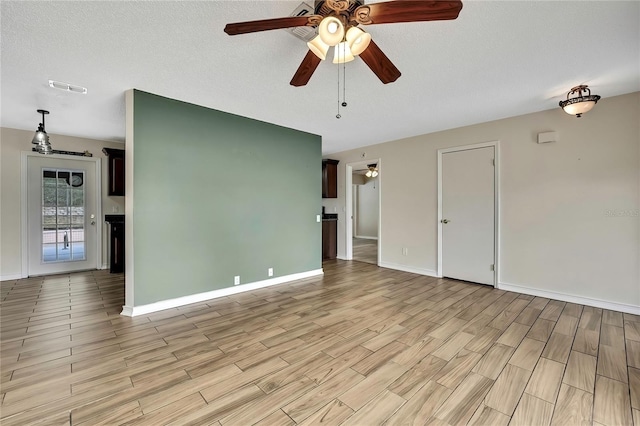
[342,59,347,109]
[336,47,341,119]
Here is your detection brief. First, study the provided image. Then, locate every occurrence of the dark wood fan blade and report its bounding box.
[224,15,321,35]
[358,40,401,84]
[354,1,462,25]
[290,50,322,87]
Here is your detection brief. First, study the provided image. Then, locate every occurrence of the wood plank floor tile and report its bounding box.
[434,349,483,389]
[339,362,407,411]
[633,409,640,426]
[626,320,640,342]
[550,384,593,426]
[252,409,295,426]
[573,328,600,357]
[472,343,515,380]
[563,350,597,393]
[597,344,629,383]
[509,337,545,371]
[602,310,624,327]
[542,333,573,363]
[593,375,633,426]
[527,318,556,343]
[432,372,494,425]
[296,399,353,426]
[341,390,405,425]
[483,364,531,415]
[385,380,452,426]
[630,367,640,410]
[525,357,565,403]
[496,322,530,348]
[467,404,510,426]
[627,339,640,369]
[510,393,554,426]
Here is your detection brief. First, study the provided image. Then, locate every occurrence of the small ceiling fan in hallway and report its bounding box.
[224,0,463,86]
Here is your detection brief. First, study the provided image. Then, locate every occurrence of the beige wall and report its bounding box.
[0,127,125,279]
[323,92,640,309]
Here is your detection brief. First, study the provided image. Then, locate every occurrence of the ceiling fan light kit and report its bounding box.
[559,85,601,117]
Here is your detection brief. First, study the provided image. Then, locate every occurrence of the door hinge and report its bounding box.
[490,264,495,271]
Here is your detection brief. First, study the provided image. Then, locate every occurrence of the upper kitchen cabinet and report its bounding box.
[102,148,125,196]
[322,159,339,198]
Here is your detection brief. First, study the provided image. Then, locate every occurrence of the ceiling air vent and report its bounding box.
[285,2,317,42]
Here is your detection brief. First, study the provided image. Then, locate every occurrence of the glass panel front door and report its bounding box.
[42,169,86,262]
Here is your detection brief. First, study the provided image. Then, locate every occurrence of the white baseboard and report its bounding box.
[354,236,378,240]
[378,261,439,278]
[498,282,640,315]
[0,273,23,282]
[120,269,324,317]
[100,263,108,270]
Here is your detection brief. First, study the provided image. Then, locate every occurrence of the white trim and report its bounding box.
[0,274,23,282]
[345,158,382,264]
[21,151,102,278]
[437,141,500,287]
[498,281,640,315]
[121,268,324,317]
[378,261,438,278]
[100,263,108,270]
[354,236,378,240]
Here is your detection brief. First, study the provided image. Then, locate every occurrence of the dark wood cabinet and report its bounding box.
[322,219,337,260]
[102,148,125,196]
[105,215,125,273]
[322,159,339,198]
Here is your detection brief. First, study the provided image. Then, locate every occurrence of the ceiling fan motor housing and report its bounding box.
[315,0,365,19]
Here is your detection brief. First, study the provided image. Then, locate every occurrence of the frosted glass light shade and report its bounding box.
[346,27,371,56]
[307,35,329,60]
[333,42,354,64]
[318,16,344,47]
[562,100,597,116]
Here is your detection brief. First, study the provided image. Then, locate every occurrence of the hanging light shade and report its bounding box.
[318,16,344,47]
[365,164,378,178]
[333,42,354,64]
[345,26,371,56]
[307,35,330,60]
[559,85,601,118]
[32,109,53,154]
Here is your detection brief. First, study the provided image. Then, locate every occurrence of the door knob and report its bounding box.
[441,219,450,224]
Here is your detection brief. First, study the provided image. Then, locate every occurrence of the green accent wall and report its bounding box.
[132,90,321,305]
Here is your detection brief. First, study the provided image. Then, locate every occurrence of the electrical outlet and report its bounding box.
[268,268,273,277]
[234,276,240,285]
[316,215,321,222]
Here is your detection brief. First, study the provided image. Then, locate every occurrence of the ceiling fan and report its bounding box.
[224,0,463,87]
[354,164,379,177]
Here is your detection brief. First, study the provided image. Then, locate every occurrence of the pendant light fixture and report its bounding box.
[559,85,601,118]
[32,109,53,154]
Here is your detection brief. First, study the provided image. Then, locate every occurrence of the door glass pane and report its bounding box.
[42,169,85,263]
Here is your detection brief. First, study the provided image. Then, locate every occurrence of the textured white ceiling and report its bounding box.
[2,1,639,154]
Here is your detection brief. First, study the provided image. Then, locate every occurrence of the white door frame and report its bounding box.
[437,141,500,286]
[21,151,102,278]
[345,158,382,264]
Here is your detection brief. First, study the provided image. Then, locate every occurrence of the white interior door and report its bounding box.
[442,146,495,285]
[27,155,99,276]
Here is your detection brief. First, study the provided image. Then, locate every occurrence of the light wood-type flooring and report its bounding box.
[1,261,639,425]
[352,238,378,265]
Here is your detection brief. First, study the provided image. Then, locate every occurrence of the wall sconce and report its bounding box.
[559,85,601,117]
